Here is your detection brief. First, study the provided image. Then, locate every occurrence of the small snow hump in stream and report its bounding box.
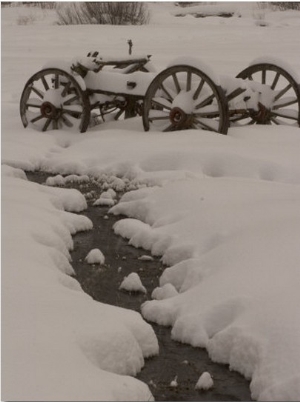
[119,272,147,293]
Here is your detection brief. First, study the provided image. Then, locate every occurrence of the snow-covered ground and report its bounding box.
[2,3,300,401]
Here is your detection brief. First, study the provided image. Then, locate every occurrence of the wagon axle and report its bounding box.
[250,102,272,125]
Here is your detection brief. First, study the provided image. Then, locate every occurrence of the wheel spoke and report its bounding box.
[226,87,246,102]
[41,76,49,91]
[149,114,170,122]
[30,114,44,123]
[195,93,215,109]
[163,123,176,132]
[271,109,299,121]
[262,68,266,85]
[274,83,292,101]
[159,83,174,101]
[195,111,220,118]
[186,71,192,92]
[42,118,52,132]
[52,119,58,130]
[31,85,44,99]
[114,109,124,120]
[54,73,59,89]
[63,94,80,105]
[152,97,172,110]
[172,73,181,94]
[273,96,298,109]
[193,79,204,100]
[26,102,41,108]
[230,111,251,123]
[193,117,219,132]
[270,116,280,125]
[61,115,73,127]
[61,80,72,97]
[62,109,81,118]
[271,72,280,90]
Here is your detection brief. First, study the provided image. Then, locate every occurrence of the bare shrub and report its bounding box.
[17,13,36,25]
[56,3,91,25]
[33,2,57,9]
[270,2,300,11]
[257,2,300,11]
[56,2,150,25]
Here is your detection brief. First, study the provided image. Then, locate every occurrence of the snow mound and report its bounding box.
[120,272,147,294]
[93,197,115,207]
[46,174,90,187]
[85,249,105,265]
[93,189,117,207]
[195,372,214,391]
[138,255,154,261]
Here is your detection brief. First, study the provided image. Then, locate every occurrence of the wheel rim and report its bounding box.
[143,65,228,134]
[20,68,90,133]
[233,63,300,127]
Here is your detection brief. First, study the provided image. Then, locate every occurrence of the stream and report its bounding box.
[27,171,252,401]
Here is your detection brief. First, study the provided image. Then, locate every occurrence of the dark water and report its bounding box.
[27,171,252,401]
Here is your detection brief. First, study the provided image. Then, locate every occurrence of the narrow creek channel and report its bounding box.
[27,171,252,401]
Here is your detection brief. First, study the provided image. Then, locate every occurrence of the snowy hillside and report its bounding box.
[2,2,300,401]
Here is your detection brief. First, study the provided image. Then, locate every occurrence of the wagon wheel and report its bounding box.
[232,63,300,127]
[143,65,229,134]
[20,68,90,133]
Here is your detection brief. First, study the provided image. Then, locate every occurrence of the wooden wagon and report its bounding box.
[20,51,300,134]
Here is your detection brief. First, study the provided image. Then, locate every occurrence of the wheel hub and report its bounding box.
[170,107,188,126]
[40,101,60,119]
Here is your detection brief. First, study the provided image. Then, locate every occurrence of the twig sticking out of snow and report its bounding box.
[85,248,105,265]
[195,372,214,391]
[119,272,147,293]
[170,375,178,388]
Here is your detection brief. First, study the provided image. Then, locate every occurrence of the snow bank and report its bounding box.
[113,176,300,400]
[2,166,158,401]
